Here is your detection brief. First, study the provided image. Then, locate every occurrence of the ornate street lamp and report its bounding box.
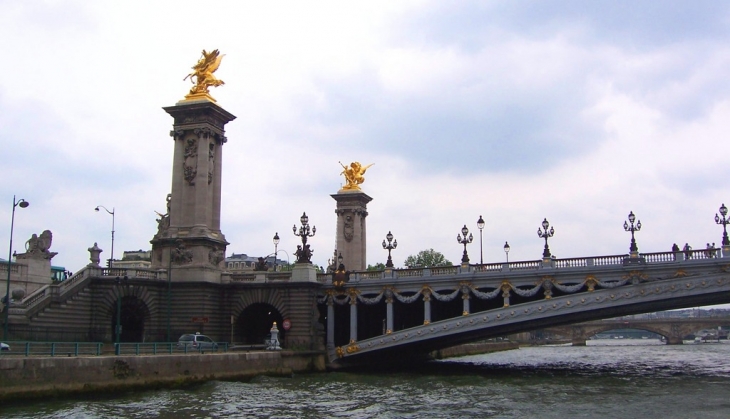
[382,231,397,268]
[4,196,29,341]
[624,211,641,255]
[715,203,729,247]
[95,205,115,268]
[477,215,485,265]
[537,218,555,258]
[292,212,316,263]
[504,241,510,263]
[273,232,280,270]
[457,225,473,264]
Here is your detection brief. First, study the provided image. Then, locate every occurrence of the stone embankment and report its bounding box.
[431,341,519,359]
[0,351,325,402]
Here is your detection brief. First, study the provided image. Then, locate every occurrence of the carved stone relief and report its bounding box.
[171,240,193,264]
[208,143,215,185]
[183,137,198,185]
[208,248,224,266]
[344,215,354,242]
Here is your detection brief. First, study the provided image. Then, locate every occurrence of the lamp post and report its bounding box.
[292,212,316,263]
[537,218,555,259]
[382,231,397,268]
[95,205,115,268]
[273,232,280,271]
[504,241,510,263]
[4,196,29,341]
[114,276,127,355]
[457,225,473,264]
[477,215,485,265]
[624,211,641,256]
[715,203,729,247]
[166,247,172,343]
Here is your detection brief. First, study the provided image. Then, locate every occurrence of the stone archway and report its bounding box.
[236,303,284,345]
[110,295,150,343]
[98,283,156,343]
[233,288,291,346]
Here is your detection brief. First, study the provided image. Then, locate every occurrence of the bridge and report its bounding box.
[320,248,730,365]
[5,91,730,369]
[546,317,730,345]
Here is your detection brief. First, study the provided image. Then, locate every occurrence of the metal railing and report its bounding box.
[114,342,229,355]
[318,247,728,284]
[0,341,231,356]
[0,341,104,357]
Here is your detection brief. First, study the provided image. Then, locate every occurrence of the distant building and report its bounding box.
[225,253,287,272]
[113,250,152,269]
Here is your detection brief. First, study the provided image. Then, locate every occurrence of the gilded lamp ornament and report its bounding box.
[183,49,225,102]
[339,161,374,191]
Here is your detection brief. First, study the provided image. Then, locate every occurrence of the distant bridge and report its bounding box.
[546,317,730,345]
[321,248,730,365]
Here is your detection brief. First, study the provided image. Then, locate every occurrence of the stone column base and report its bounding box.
[291,263,318,282]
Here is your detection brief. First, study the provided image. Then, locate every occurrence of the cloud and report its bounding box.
[0,1,728,279]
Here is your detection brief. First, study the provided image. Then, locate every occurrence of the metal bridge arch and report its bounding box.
[323,252,730,365]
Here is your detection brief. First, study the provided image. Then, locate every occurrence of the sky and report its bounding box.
[1,1,730,275]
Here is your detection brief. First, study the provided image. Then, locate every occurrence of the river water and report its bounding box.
[3,340,730,418]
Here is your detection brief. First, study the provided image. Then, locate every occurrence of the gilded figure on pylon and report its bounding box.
[183,49,225,101]
[339,161,374,191]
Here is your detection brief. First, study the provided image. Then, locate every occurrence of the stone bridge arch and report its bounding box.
[564,321,712,346]
[233,288,291,345]
[233,288,291,320]
[98,284,156,343]
[570,324,670,344]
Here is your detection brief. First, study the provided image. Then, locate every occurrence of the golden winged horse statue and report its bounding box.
[183,49,225,101]
[339,161,374,191]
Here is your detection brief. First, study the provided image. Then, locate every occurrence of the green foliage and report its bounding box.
[278,262,296,272]
[367,263,386,271]
[403,249,452,268]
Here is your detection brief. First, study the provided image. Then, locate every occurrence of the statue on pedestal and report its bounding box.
[22,230,57,260]
[339,161,374,191]
[295,244,313,264]
[183,49,225,101]
[155,194,172,236]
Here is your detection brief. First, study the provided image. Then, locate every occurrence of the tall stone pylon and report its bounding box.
[331,191,372,271]
[332,161,375,271]
[150,51,236,284]
[150,100,235,282]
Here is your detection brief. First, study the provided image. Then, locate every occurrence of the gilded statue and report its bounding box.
[339,161,374,191]
[183,49,225,101]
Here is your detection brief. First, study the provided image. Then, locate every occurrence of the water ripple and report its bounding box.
[3,341,730,418]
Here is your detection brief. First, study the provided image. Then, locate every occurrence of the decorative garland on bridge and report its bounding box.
[319,274,642,307]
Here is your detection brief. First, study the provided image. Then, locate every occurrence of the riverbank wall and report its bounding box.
[0,350,326,402]
[431,341,519,359]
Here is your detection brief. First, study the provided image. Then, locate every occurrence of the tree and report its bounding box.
[367,263,386,271]
[403,249,452,268]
